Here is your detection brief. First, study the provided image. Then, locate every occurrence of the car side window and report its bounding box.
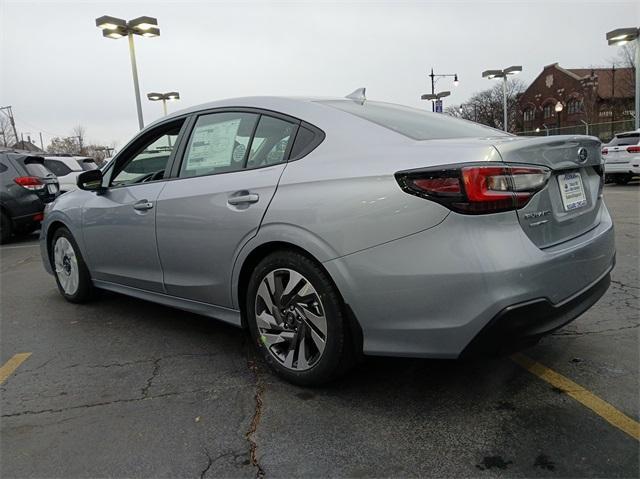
[111,120,184,187]
[0,162,7,173]
[246,116,296,169]
[180,112,258,178]
[44,160,72,177]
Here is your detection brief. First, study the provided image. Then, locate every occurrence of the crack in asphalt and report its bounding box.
[141,358,162,398]
[200,448,213,479]
[553,324,639,337]
[245,345,266,478]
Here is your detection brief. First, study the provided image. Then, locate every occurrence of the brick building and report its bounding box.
[518,63,635,138]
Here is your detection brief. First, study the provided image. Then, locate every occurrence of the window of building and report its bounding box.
[523,108,535,122]
[567,98,583,115]
[543,103,554,119]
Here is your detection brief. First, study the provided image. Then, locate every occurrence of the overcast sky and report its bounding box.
[1,0,638,148]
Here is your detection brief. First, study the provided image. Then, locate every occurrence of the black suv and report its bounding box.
[0,151,60,243]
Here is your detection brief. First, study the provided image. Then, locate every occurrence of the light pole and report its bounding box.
[95,15,161,130]
[554,101,563,134]
[147,92,180,116]
[421,91,451,113]
[606,27,639,130]
[426,69,459,112]
[482,65,522,131]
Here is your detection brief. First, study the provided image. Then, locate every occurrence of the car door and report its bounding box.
[82,118,186,292]
[156,110,299,307]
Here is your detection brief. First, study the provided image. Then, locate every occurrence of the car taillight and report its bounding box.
[14,176,45,191]
[601,148,608,155]
[395,164,551,214]
[32,212,44,222]
[626,146,640,153]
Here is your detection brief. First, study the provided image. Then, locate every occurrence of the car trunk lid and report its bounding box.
[491,135,603,249]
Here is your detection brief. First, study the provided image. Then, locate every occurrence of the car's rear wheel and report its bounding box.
[51,227,93,303]
[246,251,354,386]
[0,211,12,244]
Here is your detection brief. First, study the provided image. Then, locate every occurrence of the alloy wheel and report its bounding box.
[255,268,327,371]
[53,237,79,295]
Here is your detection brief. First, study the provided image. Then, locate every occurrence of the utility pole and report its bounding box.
[0,106,19,145]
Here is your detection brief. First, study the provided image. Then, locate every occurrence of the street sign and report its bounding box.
[435,100,443,113]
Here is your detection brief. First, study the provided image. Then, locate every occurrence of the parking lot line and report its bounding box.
[0,353,32,385]
[512,353,639,441]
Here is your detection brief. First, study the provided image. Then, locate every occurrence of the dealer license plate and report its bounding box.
[557,172,587,211]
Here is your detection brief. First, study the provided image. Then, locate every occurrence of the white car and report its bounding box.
[43,156,99,193]
[602,130,640,184]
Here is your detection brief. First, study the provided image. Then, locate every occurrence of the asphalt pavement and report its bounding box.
[1,183,638,478]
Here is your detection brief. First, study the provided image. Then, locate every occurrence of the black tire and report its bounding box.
[0,211,12,244]
[246,250,354,386]
[50,227,93,303]
[614,175,630,185]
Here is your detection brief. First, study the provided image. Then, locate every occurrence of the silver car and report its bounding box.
[40,93,615,385]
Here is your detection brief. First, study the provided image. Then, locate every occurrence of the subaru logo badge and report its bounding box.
[577,147,588,163]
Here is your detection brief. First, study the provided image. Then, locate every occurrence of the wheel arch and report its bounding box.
[235,240,363,357]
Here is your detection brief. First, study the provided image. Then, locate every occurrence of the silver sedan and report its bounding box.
[40,92,615,385]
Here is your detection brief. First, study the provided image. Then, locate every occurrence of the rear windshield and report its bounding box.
[22,159,51,177]
[319,100,507,140]
[609,133,639,146]
[77,159,98,170]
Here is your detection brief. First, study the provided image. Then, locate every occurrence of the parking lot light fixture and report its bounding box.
[147,91,180,116]
[606,27,639,129]
[95,14,161,130]
[421,91,450,112]
[482,65,523,131]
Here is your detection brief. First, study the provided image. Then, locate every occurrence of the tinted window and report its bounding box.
[290,126,316,159]
[0,162,7,173]
[23,161,51,177]
[180,112,258,177]
[77,159,98,171]
[112,121,183,186]
[609,133,639,146]
[44,159,73,176]
[246,116,296,169]
[320,100,507,140]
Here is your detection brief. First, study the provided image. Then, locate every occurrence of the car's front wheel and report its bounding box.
[246,251,354,386]
[51,227,93,303]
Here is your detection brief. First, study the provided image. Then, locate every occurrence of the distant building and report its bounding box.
[11,140,43,153]
[518,63,635,138]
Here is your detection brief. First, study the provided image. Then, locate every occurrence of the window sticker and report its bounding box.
[185,119,241,170]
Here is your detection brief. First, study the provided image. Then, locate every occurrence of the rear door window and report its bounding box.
[78,159,98,171]
[246,116,296,169]
[44,159,73,176]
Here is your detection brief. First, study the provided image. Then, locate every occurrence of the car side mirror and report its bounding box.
[77,169,104,191]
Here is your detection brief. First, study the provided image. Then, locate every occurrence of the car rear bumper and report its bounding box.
[323,203,615,358]
[605,161,640,175]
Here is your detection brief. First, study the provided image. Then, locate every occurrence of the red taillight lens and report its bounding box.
[396,164,550,214]
[14,176,45,191]
[32,212,44,222]
[601,148,608,155]
[626,146,640,153]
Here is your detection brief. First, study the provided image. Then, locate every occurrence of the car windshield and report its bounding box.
[319,100,508,140]
[608,133,639,146]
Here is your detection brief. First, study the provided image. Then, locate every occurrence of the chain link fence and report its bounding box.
[516,119,636,143]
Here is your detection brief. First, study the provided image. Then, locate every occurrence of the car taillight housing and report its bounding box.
[601,148,608,155]
[14,176,45,191]
[395,164,551,214]
[626,146,640,153]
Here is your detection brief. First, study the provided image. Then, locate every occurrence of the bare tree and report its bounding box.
[47,137,80,154]
[72,125,86,154]
[0,115,17,147]
[446,78,526,132]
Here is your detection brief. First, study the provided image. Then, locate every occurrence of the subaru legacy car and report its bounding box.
[40,93,615,385]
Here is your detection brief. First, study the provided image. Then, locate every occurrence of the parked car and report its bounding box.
[43,156,99,193]
[1,151,59,243]
[39,94,615,385]
[602,130,640,184]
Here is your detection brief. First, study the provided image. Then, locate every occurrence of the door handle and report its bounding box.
[228,193,259,205]
[133,200,154,211]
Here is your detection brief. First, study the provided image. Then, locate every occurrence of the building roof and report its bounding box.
[565,66,634,99]
[10,140,43,152]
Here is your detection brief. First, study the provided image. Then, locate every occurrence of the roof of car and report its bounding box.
[150,96,353,129]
